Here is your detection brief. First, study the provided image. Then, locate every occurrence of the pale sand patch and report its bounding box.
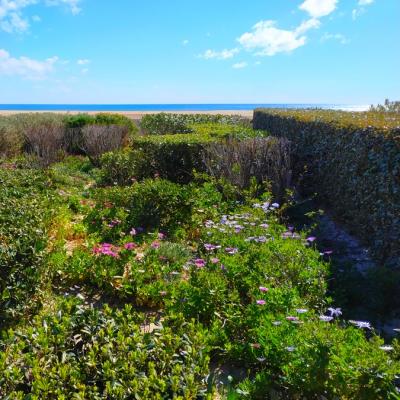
[0,109,254,119]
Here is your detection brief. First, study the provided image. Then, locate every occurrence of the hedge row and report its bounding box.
[253,109,400,267]
[100,123,268,185]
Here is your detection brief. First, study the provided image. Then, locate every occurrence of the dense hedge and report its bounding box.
[99,123,267,185]
[253,109,400,267]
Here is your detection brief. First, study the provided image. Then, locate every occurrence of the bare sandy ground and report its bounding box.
[0,110,254,119]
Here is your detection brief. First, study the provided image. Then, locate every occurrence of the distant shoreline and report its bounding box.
[0,110,255,118]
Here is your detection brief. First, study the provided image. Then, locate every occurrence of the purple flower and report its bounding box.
[306,236,317,242]
[158,232,166,240]
[210,257,220,264]
[260,223,269,229]
[328,307,342,317]
[259,286,269,293]
[350,320,372,329]
[194,258,206,268]
[220,264,226,271]
[286,316,299,321]
[256,300,266,305]
[225,247,238,255]
[296,308,308,314]
[286,346,296,352]
[271,203,280,208]
[319,316,334,322]
[124,242,137,250]
[204,243,220,251]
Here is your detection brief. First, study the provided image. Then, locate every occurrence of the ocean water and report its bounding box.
[0,104,369,112]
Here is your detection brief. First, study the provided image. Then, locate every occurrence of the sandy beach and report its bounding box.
[0,110,255,119]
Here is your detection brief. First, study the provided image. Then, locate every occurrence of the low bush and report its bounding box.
[86,179,194,241]
[140,113,251,135]
[0,300,210,399]
[253,108,400,267]
[99,123,270,185]
[0,168,55,323]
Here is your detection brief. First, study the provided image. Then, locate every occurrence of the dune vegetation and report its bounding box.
[0,112,399,399]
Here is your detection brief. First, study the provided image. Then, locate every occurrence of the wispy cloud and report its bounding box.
[199,48,240,60]
[321,32,350,44]
[299,0,338,18]
[182,39,189,46]
[0,48,58,79]
[232,61,248,69]
[352,0,374,19]
[77,59,90,65]
[0,0,82,33]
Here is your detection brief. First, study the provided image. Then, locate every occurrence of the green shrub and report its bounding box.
[86,179,194,240]
[253,109,400,267]
[0,300,210,399]
[140,113,251,135]
[0,168,55,323]
[100,123,268,185]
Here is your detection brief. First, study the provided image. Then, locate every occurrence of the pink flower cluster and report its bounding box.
[93,243,119,258]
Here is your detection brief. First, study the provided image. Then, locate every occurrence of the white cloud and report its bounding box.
[232,61,248,69]
[299,0,338,18]
[77,58,90,65]
[199,48,239,60]
[237,18,320,56]
[321,32,349,44]
[358,0,373,5]
[182,39,189,46]
[32,14,41,21]
[45,0,81,15]
[352,0,374,19]
[0,0,81,33]
[0,48,58,79]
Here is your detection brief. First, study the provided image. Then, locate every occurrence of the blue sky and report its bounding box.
[0,0,399,104]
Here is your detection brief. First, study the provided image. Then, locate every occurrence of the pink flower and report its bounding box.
[210,257,220,264]
[130,228,137,236]
[286,316,299,321]
[151,240,161,249]
[259,286,269,292]
[256,300,266,305]
[158,232,166,240]
[124,242,137,250]
[194,258,206,268]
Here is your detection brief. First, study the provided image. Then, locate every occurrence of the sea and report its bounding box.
[0,104,370,112]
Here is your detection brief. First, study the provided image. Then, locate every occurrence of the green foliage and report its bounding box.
[86,179,194,240]
[140,112,251,135]
[0,168,55,323]
[0,300,210,399]
[253,108,400,267]
[100,123,267,185]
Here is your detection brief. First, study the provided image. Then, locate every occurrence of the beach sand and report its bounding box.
[0,110,254,120]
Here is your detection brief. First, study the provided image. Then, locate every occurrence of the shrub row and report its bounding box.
[0,168,55,323]
[253,109,400,267]
[0,113,137,165]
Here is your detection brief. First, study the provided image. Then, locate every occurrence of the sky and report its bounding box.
[0,0,399,104]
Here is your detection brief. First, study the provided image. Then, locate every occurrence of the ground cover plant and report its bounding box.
[0,113,399,399]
